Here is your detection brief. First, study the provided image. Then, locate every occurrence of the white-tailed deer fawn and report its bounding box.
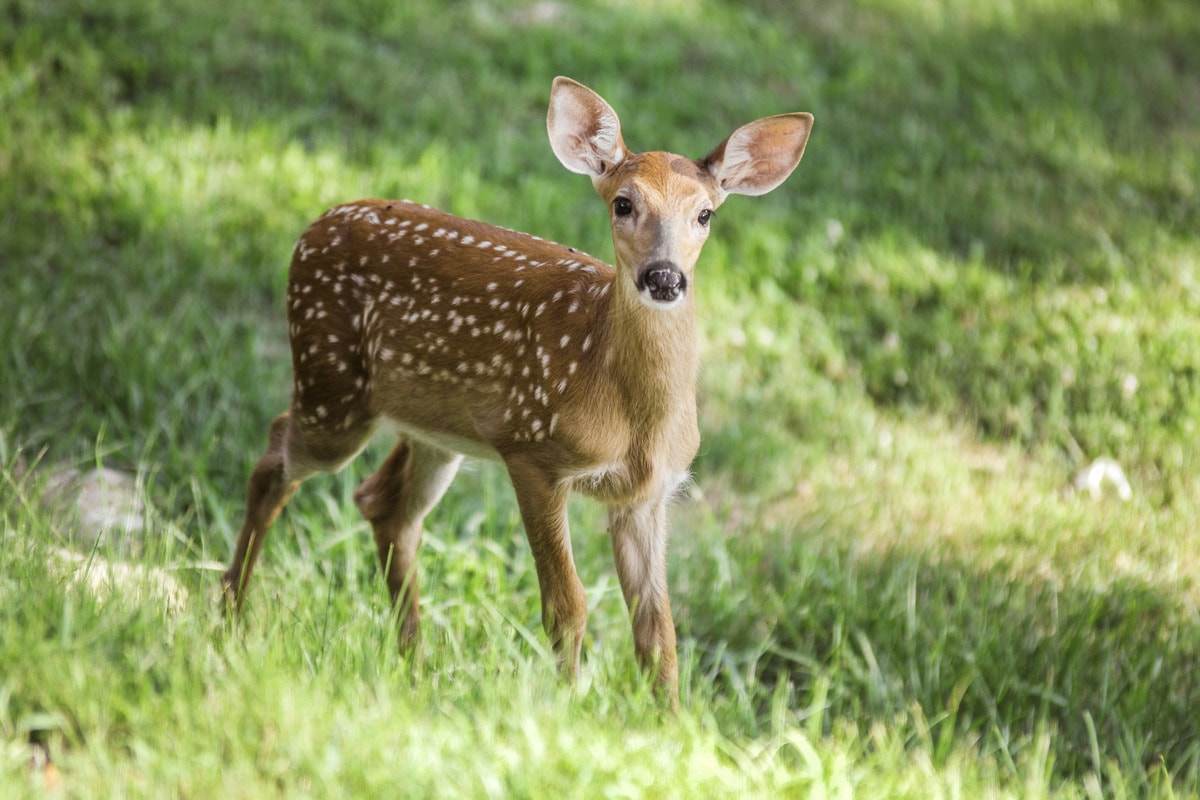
[223,77,812,706]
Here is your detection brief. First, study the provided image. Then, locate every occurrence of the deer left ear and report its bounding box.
[703,112,813,198]
[547,77,629,179]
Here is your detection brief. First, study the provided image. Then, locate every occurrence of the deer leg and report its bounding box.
[222,413,302,610]
[506,457,587,683]
[609,498,679,708]
[223,410,373,611]
[354,439,461,649]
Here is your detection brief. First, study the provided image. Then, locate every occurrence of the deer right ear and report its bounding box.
[703,112,814,199]
[547,77,628,179]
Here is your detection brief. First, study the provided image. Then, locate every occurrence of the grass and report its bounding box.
[3,0,1200,795]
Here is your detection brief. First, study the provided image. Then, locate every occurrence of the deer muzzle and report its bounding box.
[637,261,688,306]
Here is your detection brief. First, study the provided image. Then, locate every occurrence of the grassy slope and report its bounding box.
[2,0,1199,796]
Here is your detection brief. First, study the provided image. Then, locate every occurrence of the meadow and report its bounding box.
[2,0,1199,796]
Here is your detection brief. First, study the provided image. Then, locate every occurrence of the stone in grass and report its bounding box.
[39,466,147,554]
[36,466,188,611]
[1069,457,1133,502]
[46,545,188,613]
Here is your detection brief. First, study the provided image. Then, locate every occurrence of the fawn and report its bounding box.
[223,77,813,706]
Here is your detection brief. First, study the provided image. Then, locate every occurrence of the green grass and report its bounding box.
[3,0,1200,796]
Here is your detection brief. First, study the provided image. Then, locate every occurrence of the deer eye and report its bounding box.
[613,197,633,217]
[698,209,713,226]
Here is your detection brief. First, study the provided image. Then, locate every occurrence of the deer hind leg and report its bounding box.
[609,498,679,708]
[354,438,462,649]
[223,410,374,612]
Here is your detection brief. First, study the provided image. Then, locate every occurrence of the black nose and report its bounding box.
[637,262,688,303]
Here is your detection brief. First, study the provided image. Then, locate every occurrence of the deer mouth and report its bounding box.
[636,263,688,308]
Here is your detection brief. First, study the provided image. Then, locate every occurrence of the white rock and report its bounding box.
[40,467,146,553]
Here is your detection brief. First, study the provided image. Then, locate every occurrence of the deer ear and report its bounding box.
[547,77,628,179]
[703,112,813,198]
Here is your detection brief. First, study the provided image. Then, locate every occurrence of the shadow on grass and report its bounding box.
[744,0,1200,281]
[679,527,1200,787]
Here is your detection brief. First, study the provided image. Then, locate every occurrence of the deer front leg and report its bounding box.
[609,498,679,708]
[506,457,587,683]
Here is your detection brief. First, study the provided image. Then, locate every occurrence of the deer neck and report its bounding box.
[602,276,699,433]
